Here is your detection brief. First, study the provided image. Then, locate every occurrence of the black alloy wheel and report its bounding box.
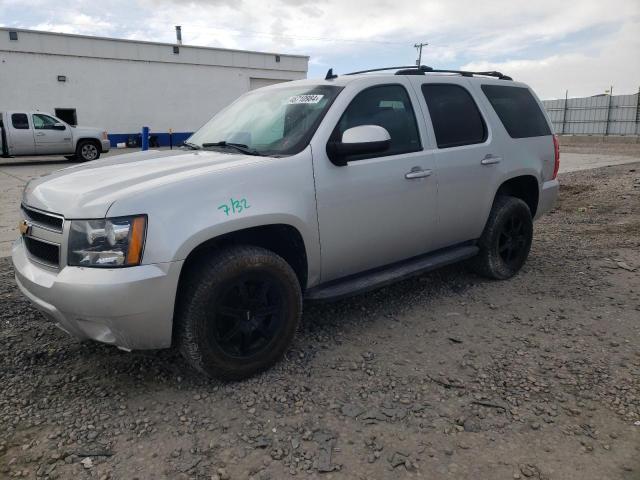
[210,272,285,358]
[177,245,302,380]
[472,195,533,280]
[497,214,529,267]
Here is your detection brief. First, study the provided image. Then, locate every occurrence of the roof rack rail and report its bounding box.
[344,65,512,80]
[424,68,512,81]
[345,65,430,75]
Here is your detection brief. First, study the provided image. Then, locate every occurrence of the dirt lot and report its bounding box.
[1,162,639,480]
[559,137,640,157]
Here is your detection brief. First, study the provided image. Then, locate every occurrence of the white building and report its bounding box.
[0,28,309,146]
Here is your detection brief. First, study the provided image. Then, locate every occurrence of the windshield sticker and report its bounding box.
[287,94,324,104]
[218,198,251,216]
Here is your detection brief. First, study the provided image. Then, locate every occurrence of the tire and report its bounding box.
[76,140,100,162]
[176,245,302,380]
[471,195,533,280]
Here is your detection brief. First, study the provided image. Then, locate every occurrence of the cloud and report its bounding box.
[462,18,640,98]
[1,0,638,97]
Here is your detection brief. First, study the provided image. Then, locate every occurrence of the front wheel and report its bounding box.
[471,195,533,280]
[76,140,100,162]
[176,245,302,380]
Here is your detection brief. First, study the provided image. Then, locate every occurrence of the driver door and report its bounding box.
[311,81,438,282]
[32,114,73,154]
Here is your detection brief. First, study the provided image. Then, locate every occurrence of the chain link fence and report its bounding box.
[542,90,640,136]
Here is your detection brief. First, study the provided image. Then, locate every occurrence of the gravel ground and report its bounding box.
[1,163,639,480]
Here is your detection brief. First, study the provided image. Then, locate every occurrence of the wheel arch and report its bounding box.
[494,174,540,217]
[177,223,309,292]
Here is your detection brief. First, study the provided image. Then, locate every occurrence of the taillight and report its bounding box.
[552,134,560,179]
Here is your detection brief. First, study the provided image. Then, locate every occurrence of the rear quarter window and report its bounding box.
[481,85,551,138]
[11,113,29,130]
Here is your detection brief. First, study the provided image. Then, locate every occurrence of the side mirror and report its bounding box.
[52,123,66,130]
[327,125,391,166]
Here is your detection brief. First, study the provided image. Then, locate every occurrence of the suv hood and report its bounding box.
[23,149,264,218]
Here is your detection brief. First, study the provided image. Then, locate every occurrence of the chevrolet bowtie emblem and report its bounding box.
[19,220,31,236]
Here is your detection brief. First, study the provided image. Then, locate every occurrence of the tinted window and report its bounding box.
[481,85,551,138]
[11,113,29,130]
[32,114,60,130]
[333,84,421,159]
[422,84,487,148]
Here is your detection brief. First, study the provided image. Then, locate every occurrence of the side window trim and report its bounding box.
[421,82,489,149]
[328,82,423,163]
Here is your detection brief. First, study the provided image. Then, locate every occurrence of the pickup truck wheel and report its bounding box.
[76,140,100,162]
[176,245,302,380]
[472,195,533,280]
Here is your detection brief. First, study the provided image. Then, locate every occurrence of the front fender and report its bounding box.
[106,148,322,286]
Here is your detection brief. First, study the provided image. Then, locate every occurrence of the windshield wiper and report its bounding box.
[201,141,263,156]
[182,141,201,150]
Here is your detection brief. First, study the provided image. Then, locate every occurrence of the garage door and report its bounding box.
[249,78,290,90]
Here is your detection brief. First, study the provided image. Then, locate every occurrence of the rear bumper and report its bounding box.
[535,179,559,219]
[12,237,182,350]
[101,139,111,152]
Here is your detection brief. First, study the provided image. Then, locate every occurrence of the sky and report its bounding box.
[1,0,639,99]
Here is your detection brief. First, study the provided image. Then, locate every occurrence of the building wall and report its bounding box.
[0,28,308,146]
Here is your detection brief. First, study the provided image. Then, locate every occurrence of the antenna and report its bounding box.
[325,68,338,80]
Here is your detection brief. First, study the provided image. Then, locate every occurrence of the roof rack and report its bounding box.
[332,65,512,81]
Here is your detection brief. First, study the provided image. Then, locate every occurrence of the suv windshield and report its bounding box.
[187,85,342,156]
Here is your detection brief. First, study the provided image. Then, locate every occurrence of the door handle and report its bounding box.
[481,154,501,165]
[35,132,46,136]
[405,167,433,179]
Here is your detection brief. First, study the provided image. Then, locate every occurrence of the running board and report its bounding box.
[305,244,479,302]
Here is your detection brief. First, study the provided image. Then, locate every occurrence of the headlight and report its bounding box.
[68,215,147,267]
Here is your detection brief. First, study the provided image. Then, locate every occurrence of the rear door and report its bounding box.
[32,113,73,154]
[6,112,36,155]
[409,77,502,250]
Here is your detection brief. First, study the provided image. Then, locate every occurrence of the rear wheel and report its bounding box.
[76,140,100,162]
[176,245,302,380]
[472,195,533,279]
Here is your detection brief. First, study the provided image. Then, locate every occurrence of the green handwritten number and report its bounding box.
[218,198,250,216]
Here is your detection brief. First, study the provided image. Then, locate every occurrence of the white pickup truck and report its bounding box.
[0,111,110,161]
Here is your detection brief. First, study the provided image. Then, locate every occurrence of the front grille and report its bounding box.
[24,237,60,267]
[22,205,64,232]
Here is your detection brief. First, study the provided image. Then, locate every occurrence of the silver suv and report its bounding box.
[12,65,559,379]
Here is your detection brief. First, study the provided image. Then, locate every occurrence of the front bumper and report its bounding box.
[12,237,182,350]
[535,179,559,220]
[101,139,111,152]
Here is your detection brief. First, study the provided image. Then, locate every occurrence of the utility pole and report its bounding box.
[414,42,428,66]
